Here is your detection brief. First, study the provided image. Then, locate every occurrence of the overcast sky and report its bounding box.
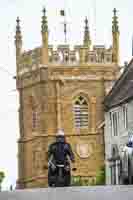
[0,0,133,190]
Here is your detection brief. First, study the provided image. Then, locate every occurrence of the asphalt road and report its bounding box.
[0,186,133,200]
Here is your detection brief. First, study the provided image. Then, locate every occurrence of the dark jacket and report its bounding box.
[48,136,75,164]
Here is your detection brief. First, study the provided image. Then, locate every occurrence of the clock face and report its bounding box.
[76,142,93,158]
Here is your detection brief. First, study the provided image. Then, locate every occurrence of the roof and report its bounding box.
[104,57,133,111]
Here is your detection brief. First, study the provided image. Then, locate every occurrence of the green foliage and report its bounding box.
[71,166,105,186]
[71,176,92,186]
[0,171,5,183]
[82,179,90,186]
[0,171,5,191]
[95,166,105,185]
[71,176,83,186]
[88,178,96,186]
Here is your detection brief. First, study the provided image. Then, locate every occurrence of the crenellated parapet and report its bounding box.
[15,8,119,77]
[17,44,113,75]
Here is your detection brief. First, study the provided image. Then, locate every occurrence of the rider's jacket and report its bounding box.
[48,136,75,164]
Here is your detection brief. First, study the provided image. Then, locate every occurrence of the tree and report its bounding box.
[0,171,5,191]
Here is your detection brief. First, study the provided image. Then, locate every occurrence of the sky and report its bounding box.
[0,0,133,190]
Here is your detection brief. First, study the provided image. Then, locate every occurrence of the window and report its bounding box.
[110,145,119,185]
[64,51,69,62]
[109,112,112,130]
[122,105,128,129]
[28,96,39,131]
[111,112,118,136]
[32,108,38,130]
[74,96,88,128]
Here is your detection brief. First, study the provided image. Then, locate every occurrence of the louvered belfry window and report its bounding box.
[74,96,88,128]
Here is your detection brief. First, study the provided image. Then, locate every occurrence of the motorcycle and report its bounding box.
[48,160,76,187]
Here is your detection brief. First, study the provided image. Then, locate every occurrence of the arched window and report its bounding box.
[32,108,38,130]
[73,96,88,128]
[28,96,38,131]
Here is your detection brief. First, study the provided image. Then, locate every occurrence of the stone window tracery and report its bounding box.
[73,96,88,128]
[32,108,38,130]
[64,51,69,62]
[28,96,39,131]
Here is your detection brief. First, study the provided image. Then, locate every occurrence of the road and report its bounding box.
[0,186,133,200]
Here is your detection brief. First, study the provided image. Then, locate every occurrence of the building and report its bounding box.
[15,8,120,188]
[104,58,133,185]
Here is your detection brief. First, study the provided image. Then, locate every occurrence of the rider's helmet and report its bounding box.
[56,129,65,142]
[56,129,65,136]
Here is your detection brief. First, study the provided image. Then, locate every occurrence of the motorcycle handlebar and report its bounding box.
[56,164,64,167]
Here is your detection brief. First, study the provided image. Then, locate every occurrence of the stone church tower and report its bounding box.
[15,8,120,188]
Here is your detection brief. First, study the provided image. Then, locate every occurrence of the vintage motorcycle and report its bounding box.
[48,159,76,187]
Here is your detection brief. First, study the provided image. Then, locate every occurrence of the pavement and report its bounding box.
[0,185,133,200]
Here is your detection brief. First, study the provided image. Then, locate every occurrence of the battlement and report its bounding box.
[17,44,113,75]
[15,8,120,76]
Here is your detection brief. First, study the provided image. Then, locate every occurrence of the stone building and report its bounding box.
[104,58,133,185]
[15,8,120,188]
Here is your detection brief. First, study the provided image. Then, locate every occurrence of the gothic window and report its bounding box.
[64,51,69,62]
[32,107,38,130]
[73,96,88,128]
[28,96,39,131]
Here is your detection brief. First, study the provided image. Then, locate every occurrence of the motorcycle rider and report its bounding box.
[48,129,75,186]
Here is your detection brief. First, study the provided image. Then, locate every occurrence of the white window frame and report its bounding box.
[110,111,119,137]
[122,104,128,130]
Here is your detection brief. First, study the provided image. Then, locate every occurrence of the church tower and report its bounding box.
[15,8,120,188]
